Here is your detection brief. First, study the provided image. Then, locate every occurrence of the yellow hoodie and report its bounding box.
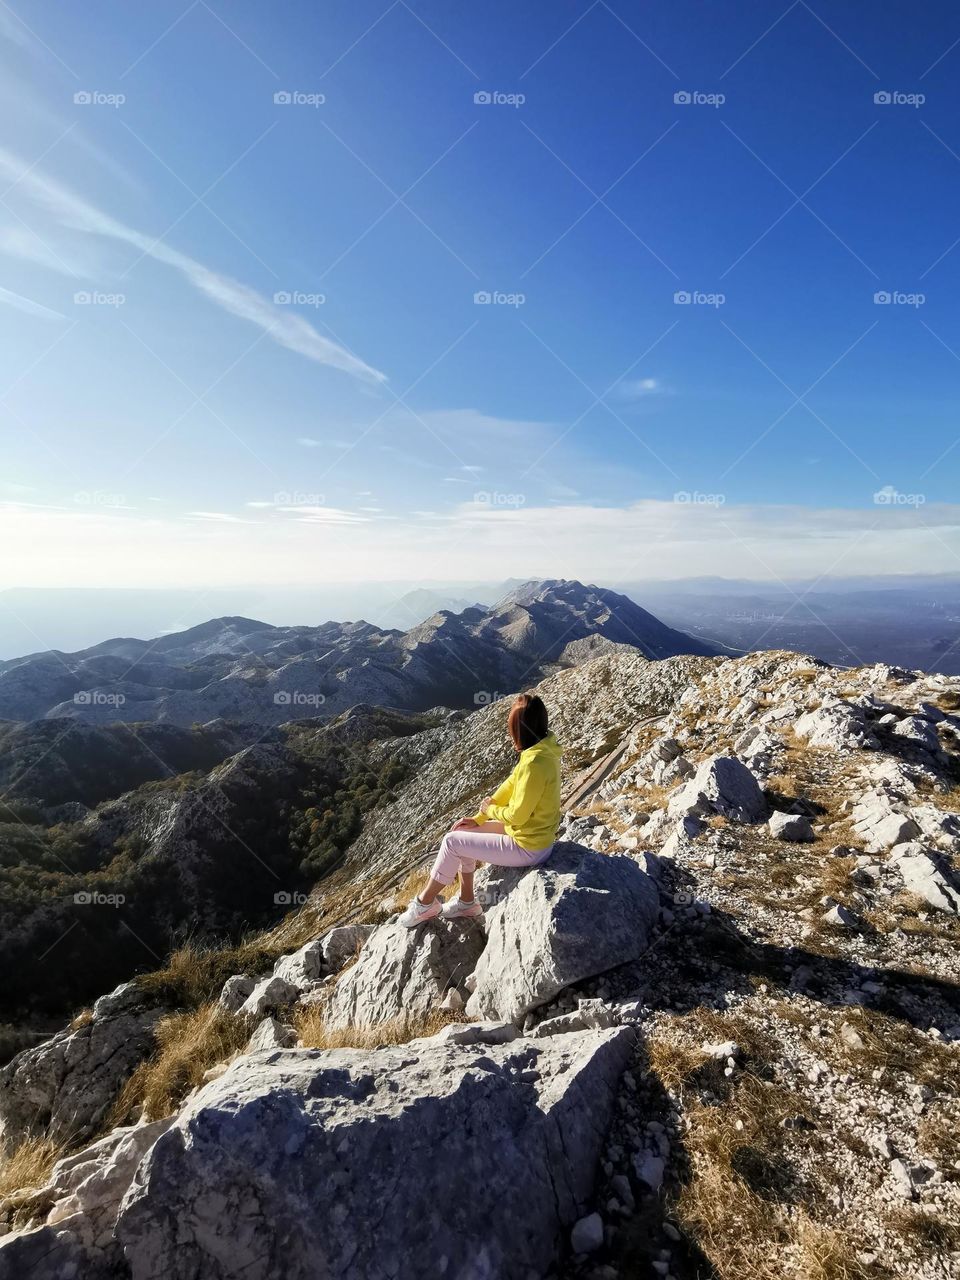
[470,732,562,851]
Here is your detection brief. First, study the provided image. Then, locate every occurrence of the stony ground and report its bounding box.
[2,646,958,1279]
[547,651,960,1280]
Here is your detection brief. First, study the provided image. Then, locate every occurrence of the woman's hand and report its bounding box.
[480,796,495,811]
[450,817,479,832]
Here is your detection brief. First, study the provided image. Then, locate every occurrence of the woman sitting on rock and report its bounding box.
[400,693,562,927]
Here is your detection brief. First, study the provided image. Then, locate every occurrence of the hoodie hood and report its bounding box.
[521,731,561,761]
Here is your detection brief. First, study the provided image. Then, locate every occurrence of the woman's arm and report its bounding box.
[486,757,546,830]
[468,769,516,825]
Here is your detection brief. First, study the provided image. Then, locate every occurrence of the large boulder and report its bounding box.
[0,985,161,1149]
[320,924,374,973]
[667,754,766,823]
[324,917,485,1030]
[851,791,920,853]
[116,1027,634,1280]
[890,843,960,913]
[465,843,658,1024]
[271,941,324,990]
[794,699,875,751]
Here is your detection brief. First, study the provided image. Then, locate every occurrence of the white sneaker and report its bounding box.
[441,897,483,921]
[399,896,442,929]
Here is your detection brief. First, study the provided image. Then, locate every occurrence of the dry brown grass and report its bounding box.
[630,781,675,811]
[112,1003,253,1124]
[136,939,282,1012]
[883,1204,960,1255]
[292,1005,465,1050]
[0,1136,60,1197]
[673,1074,884,1280]
[68,1007,93,1031]
[647,1008,774,1093]
[917,1104,960,1175]
[811,1007,960,1091]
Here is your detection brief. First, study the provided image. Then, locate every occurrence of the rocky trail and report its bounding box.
[0,647,958,1279]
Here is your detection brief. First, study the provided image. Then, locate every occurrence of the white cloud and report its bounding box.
[0,225,88,277]
[297,437,322,448]
[614,377,664,399]
[0,284,66,320]
[0,148,386,383]
[185,511,251,523]
[4,499,959,589]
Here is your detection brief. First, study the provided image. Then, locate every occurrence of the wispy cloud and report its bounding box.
[0,225,87,277]
[613,377,665,399]
[4,499,960,588]
[0,284,66,320]
[185,510,251,523]
[0,148,387,383]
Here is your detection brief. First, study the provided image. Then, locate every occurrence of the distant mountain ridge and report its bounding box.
[0,580,721,728]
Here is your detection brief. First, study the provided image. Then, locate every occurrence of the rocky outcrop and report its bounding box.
[466,844,658,1024]
[0,984,161,1150]
[113,1026,634,1280]
[324,916,485,1030]
[795,698,876,751]
[667,754,767,823]
[890,842,960,913]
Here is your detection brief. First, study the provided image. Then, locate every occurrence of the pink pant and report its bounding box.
[430,822,554,886]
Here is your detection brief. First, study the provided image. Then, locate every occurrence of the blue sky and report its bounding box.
[2,0,960,590]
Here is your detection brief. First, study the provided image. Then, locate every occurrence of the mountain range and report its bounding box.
[0,580,722,729]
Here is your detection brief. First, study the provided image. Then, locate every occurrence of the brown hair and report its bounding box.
[507,693,549,752]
